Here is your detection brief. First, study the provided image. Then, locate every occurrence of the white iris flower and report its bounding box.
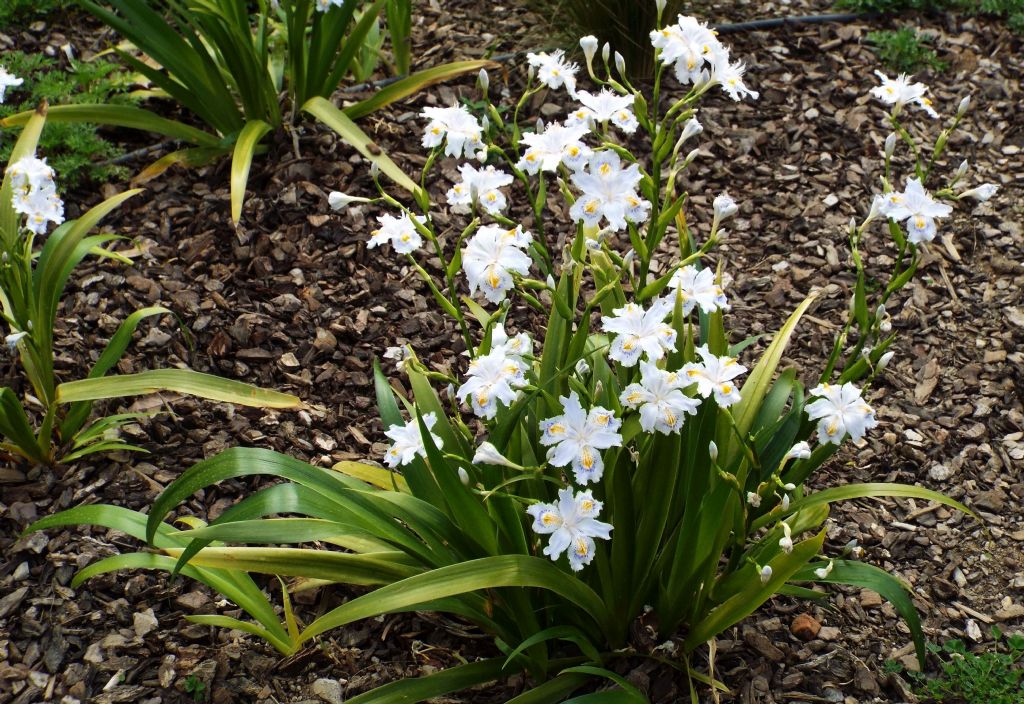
[540,391,623,485]
[870,71,938,118]
[383,412,443,468]
[879,177,952,244]
[569,151,651,231]
[517,121,591,174]
[462,225,533,304]
[0,65,24,103]
[620,361,701,434]
[7,157,64,235]
[806,382,878,445]
[446,164,514,215]
[566,89,638,133]
[527,487,613,571]
[421,105,485,158]
[368,212,426,254]
[457,349,528,419]
[526,50,579,98]
[601,298,676,367]
[665,265,729,315]
[680,345,748,407]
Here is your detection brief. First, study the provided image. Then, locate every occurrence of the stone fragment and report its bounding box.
[790,613,821,641]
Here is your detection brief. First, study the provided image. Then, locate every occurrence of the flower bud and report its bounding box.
[327,191,371,211]
[535,117,545,133]
[785,441,811,461]
[783,483,796,492]
[956,159,969,180]
[875,303,886,320]
[814,560,834,580]
[575,358,590,377]
[879,319,892,334]
[680,116,703,144]
[877,350,895,372]
[472,441,521,469]
[713,193,738,221]
[5,331,27,350]
[369,161,380,179]
[760,565,773,584]
[960,183,999,202]
[457,467,471,485]
[884,133,896,160]
[614,51,626,76]
[656,0,667,15]
[682,147,701,167]
[478,68,489,94]
[708,441,718,463]
[601,42,611,64]
[957,95,971,117]
[779,522,794,554]
[580,35,598,64]
[781,494,791,511]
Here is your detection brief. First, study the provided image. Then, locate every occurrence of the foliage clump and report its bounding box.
[0,51,135,188]
[868,28,946,73]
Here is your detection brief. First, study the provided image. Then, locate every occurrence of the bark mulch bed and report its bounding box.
[1,1,1023,702]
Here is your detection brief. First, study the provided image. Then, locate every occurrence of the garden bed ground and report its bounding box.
[1,0,1023,702]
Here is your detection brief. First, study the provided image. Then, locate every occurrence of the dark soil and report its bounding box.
[1,1,1023,703]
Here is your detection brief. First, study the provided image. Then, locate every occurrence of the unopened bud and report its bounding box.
[369,161,380,179]
[884,133,897,160]
[960,183,999,202]
[656,0,668,15]
[956,159,969,180]
[575,358,590,377]
[614,51,626,76]
[760,565,773,584]
[535,117,545,133]
[327,191,371,212]
[580,35,598,65]
[713,193,738,221]
[472,441,521,469]
[879,318,892,333]
[457,467,470,485]
[601,43,611,64]
[680,117,703,144]
[957,95,971,117]
[877,350,895,372]
[478,68,489,94]
[708,441,718,463]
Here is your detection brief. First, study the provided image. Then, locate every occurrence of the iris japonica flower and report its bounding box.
[0,65,23,103]
[7,157,64,235]
[540,391,622,485]
[421,105,485,159]
[680,345,747,407]
[517,121,591,174]
[665,265,729,315]
[526,50,579,98]
[806,382,878,445]
[650,15,728,86]
[601,298,676,367]
[462,225,533,304]
[713,60,759,101]
[315,0,344,10]
[566,89,638,133]
[878,178,952,244]
[383,345,412,372]
[368,212,426,254]
[620,361,700,434]
[383,412,442,468]
[569,151,651,231]
[527,487,613,571]
[457,348,528,419]
[870,71,938,118]
[446,163,513,215]
[490,322,533,360]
